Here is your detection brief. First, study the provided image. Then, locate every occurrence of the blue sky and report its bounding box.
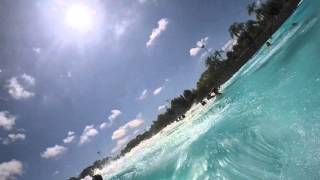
[0,0,253,179]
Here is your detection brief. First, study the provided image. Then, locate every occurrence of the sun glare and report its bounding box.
[65,5,95,33]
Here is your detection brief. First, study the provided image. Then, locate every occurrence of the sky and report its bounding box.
[0,0,254,179]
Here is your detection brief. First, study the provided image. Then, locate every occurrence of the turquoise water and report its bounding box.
[98,0,320,179]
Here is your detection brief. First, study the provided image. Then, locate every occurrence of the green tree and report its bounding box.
[183,89,196,103]
[229,22,246,38]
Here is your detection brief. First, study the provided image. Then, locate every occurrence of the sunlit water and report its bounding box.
[97,0,320,179]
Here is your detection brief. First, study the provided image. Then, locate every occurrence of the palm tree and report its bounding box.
[247,2,268,22]
[247,3,256,16]
[183,90,195,103]
[213,50,224,59]
[229,23,239,39]
[205,57,212,67]
[254,7,266,22]
[205,50,224,68]
[228,23,246,39]
[253,0,285,23]
[243,20,260,41]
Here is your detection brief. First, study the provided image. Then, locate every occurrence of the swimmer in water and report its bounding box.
[266,41,272,47]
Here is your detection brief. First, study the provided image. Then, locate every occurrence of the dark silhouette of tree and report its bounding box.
[247,3,257,16]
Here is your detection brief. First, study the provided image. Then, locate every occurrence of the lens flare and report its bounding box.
[65,5,95,33]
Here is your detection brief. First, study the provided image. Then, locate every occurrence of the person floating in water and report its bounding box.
[266,41,272,47]
[201,100,207,106]
[289,22,299,31]
[93,175,103,180]
[205,87,222,102]
[211,87,222,96]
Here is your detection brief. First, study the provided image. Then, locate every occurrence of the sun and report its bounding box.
[65,4,95,33]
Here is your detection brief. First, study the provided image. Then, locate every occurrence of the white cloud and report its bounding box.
[114,20,130,37]
[197,37,209,47]
[63,136,75,144]
[0,159,23,180]
[189,37,209,57]
[112,119,144,140]
[21,74,35,86]
[63,131,76,144]
[68,131,75,136]
[52,170,60,176]
[32,48,41,54]
[0,111,16,131]
[111,127,127,140]
[98,110,122,130]
[99,122,107,129]
[7,133,26,143]
[158,105,166,111]
[111,136,130,153]
[146,18,169,47]
[41,145,67,159]
[189,47,201,57]
[126,119,144,128]
[153,87,163,95]
[6,74,35,100]
[222,38,238,52]
[138,89,148,100]
[105,109,122,127]
[1,133,26,145]
[79,125,99,145]
[108,109,122,121]
[110,119,145,153]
